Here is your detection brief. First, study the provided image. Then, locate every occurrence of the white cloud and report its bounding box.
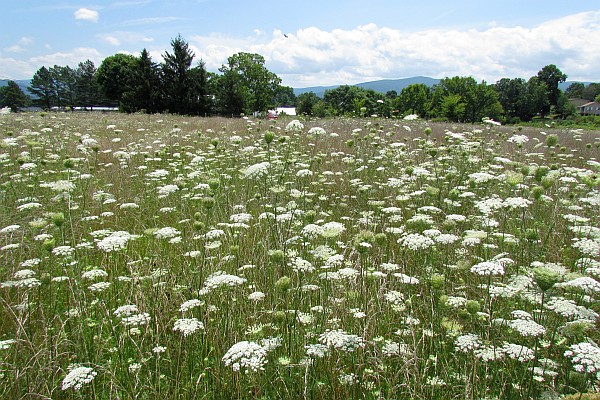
[3,37,34,53]
[98,32,154,46]
[189,11,600,87]
[30,47,103,71]
[74,8,99,23]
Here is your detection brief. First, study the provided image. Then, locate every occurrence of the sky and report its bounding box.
[1,0,599,88]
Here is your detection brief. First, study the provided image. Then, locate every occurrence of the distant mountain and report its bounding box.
[292,76,440,98]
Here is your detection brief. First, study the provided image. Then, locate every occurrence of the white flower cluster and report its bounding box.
[454,334,482,353]
[153,226,181,240]
[507,319,546,337]
[61,365,97,390]
[201,271,247,293]
[399,233,435,251]
[291,257,315,273]
[545,298,598,321]
[285,119,304,132]
[501,343,535,362]
[243,162,270,179]
[471,261,505,276]
[318,329,365,352]
[564,342,600,374]
[321,221,346,238]
[222,340,268,373]
[173,318,204,337]
[561,276,600,293]
[96,231,137,252]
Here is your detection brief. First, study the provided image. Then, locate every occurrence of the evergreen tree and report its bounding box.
[122,49,162,113]
[28,66,56,109]
[75,60,99,108]
[162,35,195,114]
[0,80,29,112]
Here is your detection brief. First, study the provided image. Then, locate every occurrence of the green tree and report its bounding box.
[564,82,585,99]
[296,92,320,115]
[28,66,56,109]
[218,52,282,115]
[75,59,100,108]
[122,49,162,113]
[274,86,296,107]
[50,65,76,108]
[0,80,29,111]
[525,77,550,119]
[96,53,137,106]
[555,92,577,119]
[439,94,465,122]
[582,83,600,101]
[162,35,196,114]
[537,64,567,110]
[396,83,430,117]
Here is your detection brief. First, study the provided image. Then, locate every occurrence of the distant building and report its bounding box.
[568,98,590,108]
[578,101,600,116]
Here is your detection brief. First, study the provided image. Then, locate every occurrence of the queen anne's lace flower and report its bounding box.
[173,318,204,337]
[564,342,600,374]
[471,261,505,276]
[61,365,97,390]
[318,329,365,352]
[222,341,268,372]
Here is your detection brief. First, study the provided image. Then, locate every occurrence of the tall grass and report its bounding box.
[0,112,599,399]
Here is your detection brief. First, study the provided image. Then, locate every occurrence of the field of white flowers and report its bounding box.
[0,112,599,399]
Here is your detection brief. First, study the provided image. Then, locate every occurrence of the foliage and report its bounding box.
[0,114,599,399]
[217,52,282,115]
[0,80,30,111]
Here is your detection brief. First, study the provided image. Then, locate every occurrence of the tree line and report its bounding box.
[2,34,600,123]
[297,66,600,123]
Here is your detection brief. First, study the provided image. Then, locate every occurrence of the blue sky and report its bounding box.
[1,1,599,87]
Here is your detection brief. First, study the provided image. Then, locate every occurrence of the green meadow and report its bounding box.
[0,112,599,399]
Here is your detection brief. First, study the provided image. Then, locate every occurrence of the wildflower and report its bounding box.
[248,291,266,301]
[305,343,329,358]
[399,233,435,251]
[89,282,111,292]
[52,246,74,257]
[243,162,270,179]
[501,343,535,362]
[61,365,97,390]
[179,299,203,312]
[153,227,181,240]
[561,276,600,294]
[471,261,505,276]
[202,271,247,292]
[454,334,482,353]
[222,341,268,373]
[321,222,345,238]
[291,257,315,273]
[285,120,304,132]
[507,319,546,337]
[96,231,136,252]
[318,329,365,352]
[173,318,204,337]
[0,339,16,350]
[113,305,139,318]
[564,342,600,374]
[545,298,598,321]
[121,313,150,327]
[81,269,108,280]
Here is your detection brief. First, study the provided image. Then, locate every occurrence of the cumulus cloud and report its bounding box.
[189,11,600,87]
[74,8,99,23]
